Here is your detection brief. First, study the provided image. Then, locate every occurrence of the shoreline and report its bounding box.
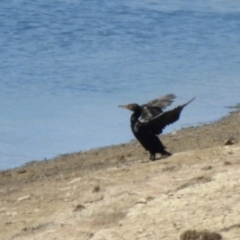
[1,105,239,172]
[0,106,239,172]
[2,109,239,173]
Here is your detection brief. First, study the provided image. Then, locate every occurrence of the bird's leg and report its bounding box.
[150,153,156,161]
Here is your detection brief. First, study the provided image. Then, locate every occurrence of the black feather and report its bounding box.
[119,95,195,161]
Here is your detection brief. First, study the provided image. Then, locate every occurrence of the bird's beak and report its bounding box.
[118,104,130,109]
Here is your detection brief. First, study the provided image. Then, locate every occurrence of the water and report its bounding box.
[1,0,240,169]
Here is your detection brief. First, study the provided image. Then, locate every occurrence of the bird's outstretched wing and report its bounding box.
[140,94,176,122]
[144,97,195,135]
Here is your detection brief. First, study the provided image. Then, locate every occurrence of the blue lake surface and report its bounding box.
[1,0,240,169]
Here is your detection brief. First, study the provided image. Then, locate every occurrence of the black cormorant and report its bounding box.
[119,94,195,161]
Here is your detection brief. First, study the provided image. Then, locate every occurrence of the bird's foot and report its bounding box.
[150,152,171,161]
[161,151,172,159]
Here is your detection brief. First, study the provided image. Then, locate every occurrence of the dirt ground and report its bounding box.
[0,110,240,240]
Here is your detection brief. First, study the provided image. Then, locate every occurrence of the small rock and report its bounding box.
[224,161,232,165]
[17,169,27,174]
[224,139,234,145]
[136,199,147,204]
[73,204,85,211]
[146,196,155,201]
[93,185,100,193]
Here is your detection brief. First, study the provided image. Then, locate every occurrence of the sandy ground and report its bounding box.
[0,110,240,240]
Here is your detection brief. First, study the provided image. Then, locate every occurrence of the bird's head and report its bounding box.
[118,103,140,112]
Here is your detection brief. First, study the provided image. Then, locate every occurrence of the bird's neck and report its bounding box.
[130,111,143,137]
[130,110,142,125]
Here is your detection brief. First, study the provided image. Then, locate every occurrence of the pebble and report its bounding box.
[92,185,100,193]
[224,139,234,145]
[73,204,85,211]
[136,199,147,204]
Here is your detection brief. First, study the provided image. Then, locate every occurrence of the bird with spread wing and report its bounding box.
[119,94,195,160]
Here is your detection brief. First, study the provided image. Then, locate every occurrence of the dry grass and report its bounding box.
[180,230,222,240]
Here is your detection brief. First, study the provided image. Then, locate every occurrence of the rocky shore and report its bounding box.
[0,110,240,240]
